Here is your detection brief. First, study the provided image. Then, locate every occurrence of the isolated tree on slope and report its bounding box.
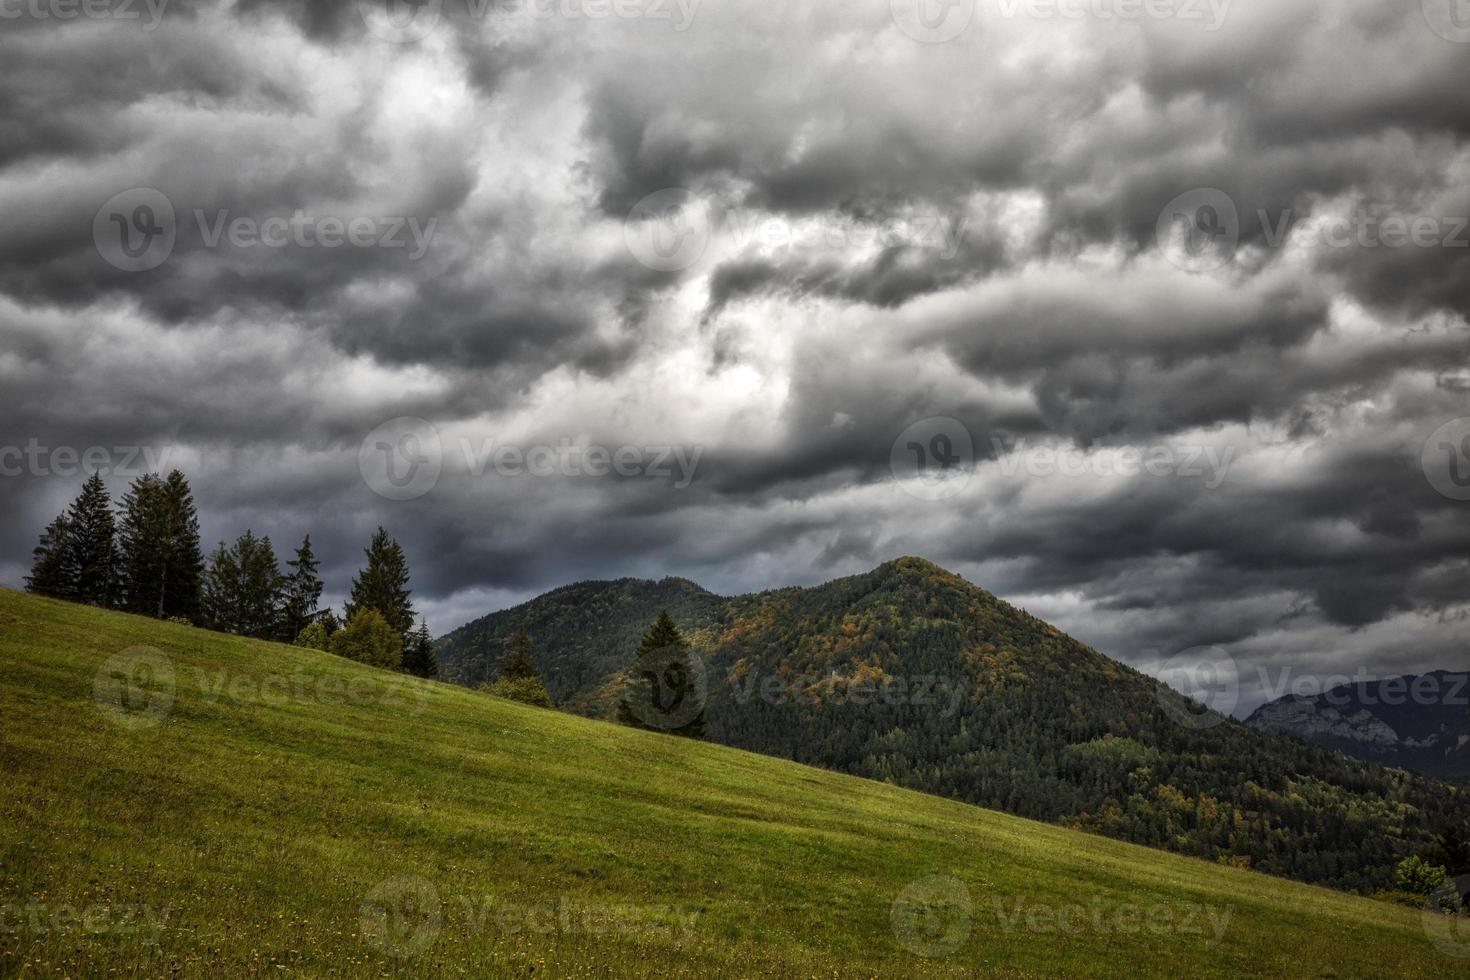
[618,610,706,739]
[344,527,415,641]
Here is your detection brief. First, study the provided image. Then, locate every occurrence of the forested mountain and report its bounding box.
[436,558,1470,893]
[1247,672,1470,785]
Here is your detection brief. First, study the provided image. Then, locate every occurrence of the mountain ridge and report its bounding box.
[1245,670,1470,784]
[435,557,1470,894]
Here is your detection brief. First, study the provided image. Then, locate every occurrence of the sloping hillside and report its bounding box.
[1,589,1466,976]
[435,558,1470,893]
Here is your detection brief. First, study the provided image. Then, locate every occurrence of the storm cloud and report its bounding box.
[1,0,1467,714]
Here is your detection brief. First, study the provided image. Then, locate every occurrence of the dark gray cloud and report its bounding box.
[2,0,1468,715]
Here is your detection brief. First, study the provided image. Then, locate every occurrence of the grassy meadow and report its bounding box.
[0,589,1464,977]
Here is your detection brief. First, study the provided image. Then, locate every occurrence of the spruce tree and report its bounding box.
[280,534,324,642]
[482,630,551,707]
[159,470,204,621]
[201,541,240,632]
[25,513,78,600]
[118,470,203,621]
[402,619,439,679]
[117,473,164,616]
[344,527,415,640]
[617,610,705,738]
[236,531,283,639]
[66,472,118,606]
[202,531,283,638]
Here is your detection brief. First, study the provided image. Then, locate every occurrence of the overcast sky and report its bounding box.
[2,0,1467,713]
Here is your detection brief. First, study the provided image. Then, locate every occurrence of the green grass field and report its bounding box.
[1,588,1464,977]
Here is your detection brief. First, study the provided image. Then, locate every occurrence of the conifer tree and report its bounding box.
[344,527,415,640]
[236,531,283,639]
[202,531,283,638]
[66,472,118,606]
[617,610,705,738]
[118,470,203,621]
[117,473,163,615]
[482,630,551,707]
[25,513,78,600]
[201,541,240,632]
[402,619,439,679]
[280,534,324,642]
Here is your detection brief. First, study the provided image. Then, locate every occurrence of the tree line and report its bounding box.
[25,470,436,678]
